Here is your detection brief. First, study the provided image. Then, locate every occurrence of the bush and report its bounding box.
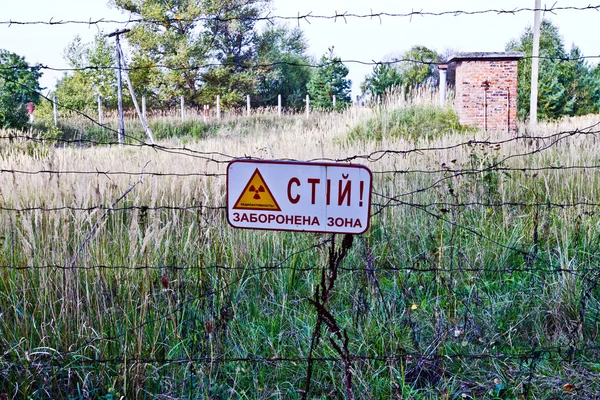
[348,105,472,142]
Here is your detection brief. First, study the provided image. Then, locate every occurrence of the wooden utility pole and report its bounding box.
[107,29,130,146]
[530,0,542,130]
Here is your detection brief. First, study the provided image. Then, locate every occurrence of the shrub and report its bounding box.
[348,105,472,142]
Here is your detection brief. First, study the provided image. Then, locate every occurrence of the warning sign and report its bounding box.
[233,169,281,211]
[227,160,372,234]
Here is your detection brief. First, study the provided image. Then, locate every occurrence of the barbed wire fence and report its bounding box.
[1,4,600,399]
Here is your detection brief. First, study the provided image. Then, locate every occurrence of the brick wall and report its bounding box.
[453,59,519,133]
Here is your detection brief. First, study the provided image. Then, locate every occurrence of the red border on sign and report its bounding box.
[226,159,373,235]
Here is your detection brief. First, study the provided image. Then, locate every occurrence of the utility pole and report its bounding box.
[529,0,542,131]
[117,44,155,144]
[107,29,130,146]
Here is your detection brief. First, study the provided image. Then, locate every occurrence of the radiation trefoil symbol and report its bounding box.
[233,169,282,211]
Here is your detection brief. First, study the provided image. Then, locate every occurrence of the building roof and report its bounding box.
[447,52,525,63]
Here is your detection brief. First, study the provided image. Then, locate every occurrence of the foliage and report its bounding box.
[348,105,472,142]
[111,0,271,107]
[307,47,352,110]
[361,46,440,101]
[360,63,403,100]
[394,46,440,92]
[113,0,210,104]
[64,33,116,100]
[506,19,600,120]
[2,112,600,397]
[254,25,312,109]
[0,49,42,129]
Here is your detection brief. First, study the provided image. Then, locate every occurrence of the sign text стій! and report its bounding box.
[227,160,372,234]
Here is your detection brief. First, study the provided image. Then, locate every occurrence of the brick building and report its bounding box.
[444,52,524,133]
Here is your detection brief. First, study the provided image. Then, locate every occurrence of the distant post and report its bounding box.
[142,95,147,120]
[529,0,542,130]
[216,95,221,120]
[97,95,103,124]
[332,95,336,109]
[180,96,185,122]
[306,94,310,118]
[53,95,58,125]
[246,95,251,117]
[278,94,282,116]
[438,63,448,107]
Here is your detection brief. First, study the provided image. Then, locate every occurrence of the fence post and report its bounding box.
[97,95,103,125]
[278,94,282,116]
[306,94,310,118]
[180,95,185,122]
[53,95,58,125]
[332,95,336,109]
[216,95,221,120]
[246,95,251,117]
[142,95,147,120]
[439,66,448,107]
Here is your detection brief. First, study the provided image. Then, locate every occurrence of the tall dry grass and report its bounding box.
[1,92,599,398]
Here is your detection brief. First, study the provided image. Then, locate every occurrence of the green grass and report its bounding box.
[0,102,599,398]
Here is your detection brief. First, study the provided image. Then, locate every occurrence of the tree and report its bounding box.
[58,33,117,112]
[0,50,42,129]
[307,47,351,111]
[112,0,212,104]
[64,33,116,100]
[360,64,403,100]
[254,25,312,109]
[360,46,440,100]
[393,46,440,93]
[112,0,271,106]
[506,19,600,120]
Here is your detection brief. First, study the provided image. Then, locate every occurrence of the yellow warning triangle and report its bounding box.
[233,169,282,211]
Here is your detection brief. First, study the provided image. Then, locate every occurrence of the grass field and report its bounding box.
[1,95,600,399]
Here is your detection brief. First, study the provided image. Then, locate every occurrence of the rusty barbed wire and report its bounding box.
[1,54,600,76]
[1,4,599,27]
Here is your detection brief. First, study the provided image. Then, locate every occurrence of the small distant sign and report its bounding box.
[227,160,372,234]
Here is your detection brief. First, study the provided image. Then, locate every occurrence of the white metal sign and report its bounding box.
[227,160,372,234]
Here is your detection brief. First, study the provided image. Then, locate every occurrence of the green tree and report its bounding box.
[112,0,270,106]
[307,47,351,111]
[59,33,117,112]
[64,33,116,100]
[0,50,42,129]
[506,19,600,120]
[112,0,212,104]
[254,25,312,109]
[361,46,440,100]
[360,63,403,100]
[393,46,440,92]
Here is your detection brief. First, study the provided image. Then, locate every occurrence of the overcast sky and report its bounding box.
[1,0,598,97]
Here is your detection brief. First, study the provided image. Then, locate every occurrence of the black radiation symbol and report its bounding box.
[248,185,265,200]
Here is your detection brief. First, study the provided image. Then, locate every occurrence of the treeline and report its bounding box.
[1,1,599,131]
[45,0,352,116]
[360,20,600,120]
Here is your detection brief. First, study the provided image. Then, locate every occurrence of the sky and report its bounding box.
[0,0,598,98]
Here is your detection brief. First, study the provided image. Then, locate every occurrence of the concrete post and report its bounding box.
[216,95,221,120]
[306,94,310,118]
[53,95,58,125]
[438,63,448,107]
[97,95,103,124]
[246,95,251,116]
[278,94,282,116]
[180,95,185,122]
[142,95,146,120]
